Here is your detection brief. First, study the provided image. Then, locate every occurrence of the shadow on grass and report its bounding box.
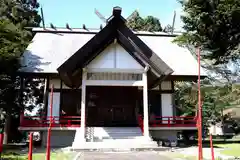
[1,146,49,160]
[1,145,71,160]
[2,152,20,156]
[177,139,240,148]
[1,157,26,160]
[1,152,27,160]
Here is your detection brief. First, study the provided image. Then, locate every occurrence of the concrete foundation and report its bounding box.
[41,130,76,147]
[150,130,178,141]
[40,130,179,148]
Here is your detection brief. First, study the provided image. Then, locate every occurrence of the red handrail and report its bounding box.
[153,116,197,119]
[20,116,81,128]
[23,116,81,119]
[21,115,197,128]
[138,115,197,128]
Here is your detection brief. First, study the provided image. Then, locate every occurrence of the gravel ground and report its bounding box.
[74,151,173,160]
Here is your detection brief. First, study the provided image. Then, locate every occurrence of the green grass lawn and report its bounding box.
[1,151,75,160]
[215,143,240,157]
[163,152,197,160]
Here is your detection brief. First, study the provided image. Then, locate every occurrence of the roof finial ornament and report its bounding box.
[50,23,56,29]
[83,24,87,30]
[112,6,122,17]
[100,24,103,30]
[66,23,71,30]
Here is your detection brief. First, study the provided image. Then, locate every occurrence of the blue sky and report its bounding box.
[38,0,183,31]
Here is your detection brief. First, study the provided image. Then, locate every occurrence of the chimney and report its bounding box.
[112,6,122,17]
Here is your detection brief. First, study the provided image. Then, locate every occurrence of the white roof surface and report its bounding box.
[20,30,207,76]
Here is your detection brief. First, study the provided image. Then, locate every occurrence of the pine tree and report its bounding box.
[126,10,163,32]
[0,0,41,143]
[175,0,240,65]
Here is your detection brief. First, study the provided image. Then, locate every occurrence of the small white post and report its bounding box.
[143,69,149,138]
[80,69,87,142]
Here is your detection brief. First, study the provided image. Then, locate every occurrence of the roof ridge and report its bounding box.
[28,27,181,37]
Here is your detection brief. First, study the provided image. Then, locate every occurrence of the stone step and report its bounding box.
[73,127,157,149]
[97,131,142,134]
[99,135,143,138]
[86,127,143,140]
[101,136,147,139]
[67,147,169,152]
[72,141,158,149]
[86,127,142,132]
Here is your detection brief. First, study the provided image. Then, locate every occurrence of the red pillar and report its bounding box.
[197,47,203,160]
[0,133,4,158]
[28,132,33,160]
[46,84,54,160]
[210,134,215,160]
[46,128,51,160]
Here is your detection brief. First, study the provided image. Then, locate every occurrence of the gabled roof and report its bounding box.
[20,32,207,76]
[20,7,208,87]
[57,7,173,87]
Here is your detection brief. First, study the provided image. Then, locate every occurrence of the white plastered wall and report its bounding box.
[87,43,143,70]
[161,94,173,123]
[47,92,60,123]
[49,78,71,89]
[161,81,173,123]
[161,81,172,90]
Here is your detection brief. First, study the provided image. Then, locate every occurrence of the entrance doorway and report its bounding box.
[86,86,138,127]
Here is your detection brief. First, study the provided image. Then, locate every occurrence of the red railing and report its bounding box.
[138,115,144,134]
[138,115,197,128]
[20,115,81,128]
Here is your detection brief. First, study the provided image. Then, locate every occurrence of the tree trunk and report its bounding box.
[3,115,11,144]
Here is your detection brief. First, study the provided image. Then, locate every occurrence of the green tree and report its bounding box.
[126,10,163,32]
[0,0,41,27]
[175,0,240,65]
[0,0,41,143]
[0,19,28,117]
[175,81,240,132]
[173,0,240,136]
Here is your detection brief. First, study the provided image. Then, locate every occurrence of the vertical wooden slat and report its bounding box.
[60,79,63,119]
[19,77,24,128]
[19,77,24,109]
[41,78,46,117]
[171,81,176,116]
[43,76,50,119]
[158,84,162,117]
